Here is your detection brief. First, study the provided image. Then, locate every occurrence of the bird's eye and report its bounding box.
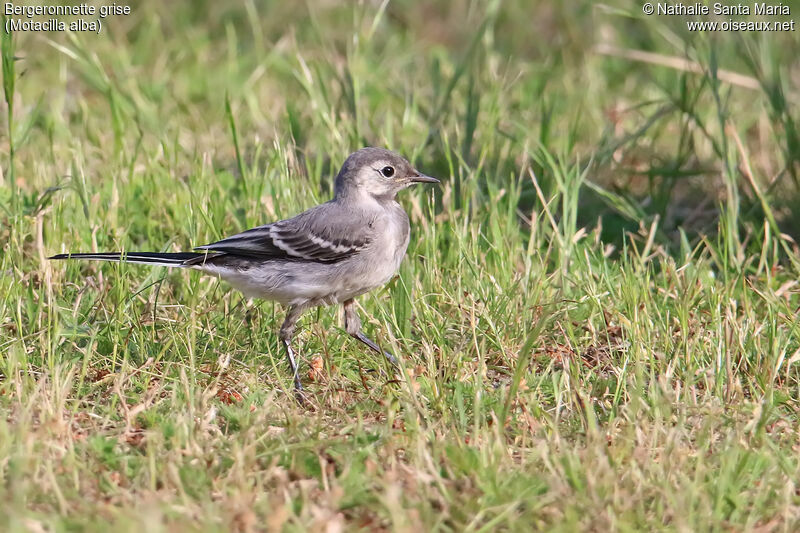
[380,166,395,178]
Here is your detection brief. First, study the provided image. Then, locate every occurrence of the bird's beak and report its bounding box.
[409,173,440,184]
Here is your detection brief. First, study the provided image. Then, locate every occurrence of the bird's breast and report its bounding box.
[344,205,410,294]
[382,204,411,273]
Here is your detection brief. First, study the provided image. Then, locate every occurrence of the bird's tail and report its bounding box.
[48,252,206,267]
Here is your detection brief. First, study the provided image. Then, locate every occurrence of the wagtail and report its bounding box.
[50,147,439,400]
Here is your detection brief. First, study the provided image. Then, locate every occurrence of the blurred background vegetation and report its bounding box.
[4,0,799,256]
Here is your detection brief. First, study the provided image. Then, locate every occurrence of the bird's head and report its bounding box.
[334,147,439,201]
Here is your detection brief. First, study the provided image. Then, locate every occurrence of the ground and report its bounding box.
[1,1,800,531]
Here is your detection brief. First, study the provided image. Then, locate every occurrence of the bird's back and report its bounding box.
[196,198,411,307]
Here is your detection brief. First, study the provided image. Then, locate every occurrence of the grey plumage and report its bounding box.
[49,147,439,401]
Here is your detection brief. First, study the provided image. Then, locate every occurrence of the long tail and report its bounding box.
[48,252,206,267]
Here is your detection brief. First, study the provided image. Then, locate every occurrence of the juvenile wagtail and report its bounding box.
[50,147,439,399]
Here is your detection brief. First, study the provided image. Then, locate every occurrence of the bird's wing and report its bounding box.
[195,203,373,263]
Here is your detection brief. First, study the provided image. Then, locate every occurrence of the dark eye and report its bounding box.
[380,166,395,178]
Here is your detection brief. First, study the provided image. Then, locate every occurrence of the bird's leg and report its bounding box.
[343,299,398,367]
[279,305,306,401]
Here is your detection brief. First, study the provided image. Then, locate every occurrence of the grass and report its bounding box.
[1,1,800,530]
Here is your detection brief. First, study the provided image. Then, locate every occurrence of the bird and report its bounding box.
[49,147,439,401]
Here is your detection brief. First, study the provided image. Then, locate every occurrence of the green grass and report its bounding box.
[2,1,800,530]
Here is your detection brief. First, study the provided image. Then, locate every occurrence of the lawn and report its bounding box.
[2,1,800,531]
